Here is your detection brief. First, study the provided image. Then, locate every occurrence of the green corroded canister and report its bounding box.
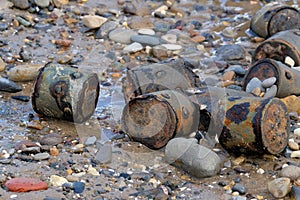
[32,63,99,123]
[250,2,300,38]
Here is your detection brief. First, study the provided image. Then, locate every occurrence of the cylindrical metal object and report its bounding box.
[191,87,289,155]
[250,2,300,38]
[253,29,300,66]
[122,59,201,103]
[121,90,200,149]
[32,63,100,123]
[243,58,300,97]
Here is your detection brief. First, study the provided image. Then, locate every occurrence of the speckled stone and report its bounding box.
[268,177,291,198]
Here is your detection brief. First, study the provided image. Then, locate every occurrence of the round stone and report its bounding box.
[264,84,277,98]
[268,177,291,198]
[262,77,277,88]
[5,177,48,192]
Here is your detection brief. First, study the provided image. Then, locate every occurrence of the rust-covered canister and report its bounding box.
[121,90,200,149]
[191,87,289,155]
[243,58,300,98]
[122,59,201,103]
[253,29,300,66]
[32,62,99,123]
[250,2,300,38]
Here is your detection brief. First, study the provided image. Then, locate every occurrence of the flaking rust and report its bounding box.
[253,29,300,66]
[32,62,99,123]
[250,2,300,38]
[122,59,201,103]
[121,90,200,149]
[190,87,289,155]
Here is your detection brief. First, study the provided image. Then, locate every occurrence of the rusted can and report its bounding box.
[191,87,289,155]
[32,62,100,123]
[243,58,300,98]
[122,59,201,103]
[253,29,300,66]
[250,2,300,38]
[121,90,200,149]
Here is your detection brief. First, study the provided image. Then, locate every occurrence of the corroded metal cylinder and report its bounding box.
[191,87,289,155]
[122,59,201,103]
[121,90,200,149]
[243,58,300,98]
[250,2,300,38]
[32,63,99,123]
[253,29,300,66]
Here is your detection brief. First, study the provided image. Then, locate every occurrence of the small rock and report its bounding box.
[27,120,43,130]
[290,186,300,200]
[280,165,300,180]
[50,175,68,187]
[11,95,30,102]
[232,156,245,166]
[138,28,155,35]
[161,44,182,51]
[295,128,300,137]
[0,57,6,72]
[73,182,85,194]
[52,0,68,8]
[222,27,237,38]
[131,35,161,46]
[246,77,263,93]
[222,71,235,81]
[109,28,138,44]
[49,147,59,156]
[7,64,43,82]
[66,175,79,182]
[33,153,50,160]
[161,33,177,44]
[288,141,299,151]
[256,168,265,174]
[152,45,168,59]
[165,138,221,178]
[35,0,50,8]
[5,177,48,192]
[0,78,22,93]
[39,133,63,146]
[264,84,277,98]
[87,166,99,176]
[251,87,261,96]
[123,42,144,54]
[15,140,40,151]
[291,150,300,158]
[268,177,291,198]
[82,15,107,29]
[285,56,295,67]
[85,136,97,146]
[12,0,30,9]
[216,44,246,61]
[95,143,112,164]
[128,16,154,29]
[95,21,118,39]
[232,184,246,194]
[262,77,277,88]
[226,65,246,76]
[191,35,206,43]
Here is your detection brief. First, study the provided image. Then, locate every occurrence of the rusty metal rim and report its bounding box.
[267,6,300,37]
[260,98,289,154]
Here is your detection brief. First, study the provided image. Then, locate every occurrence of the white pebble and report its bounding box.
[285,56,295,67]
[257,168,265,174]
[294,128,300,137]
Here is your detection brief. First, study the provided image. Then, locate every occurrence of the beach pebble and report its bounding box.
[165,138,221,178]
[262,77,276,88]
[268,177,291,198]
[82,15,107,29]
[5,177,48,192]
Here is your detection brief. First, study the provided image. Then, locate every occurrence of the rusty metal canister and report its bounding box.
[122,59,201,103]
[250,2,300,38]
[243,58,300,98]
[190,87,289,155]
[121,90,200,149]
[32,62,100,123]
[253,29,300,66]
